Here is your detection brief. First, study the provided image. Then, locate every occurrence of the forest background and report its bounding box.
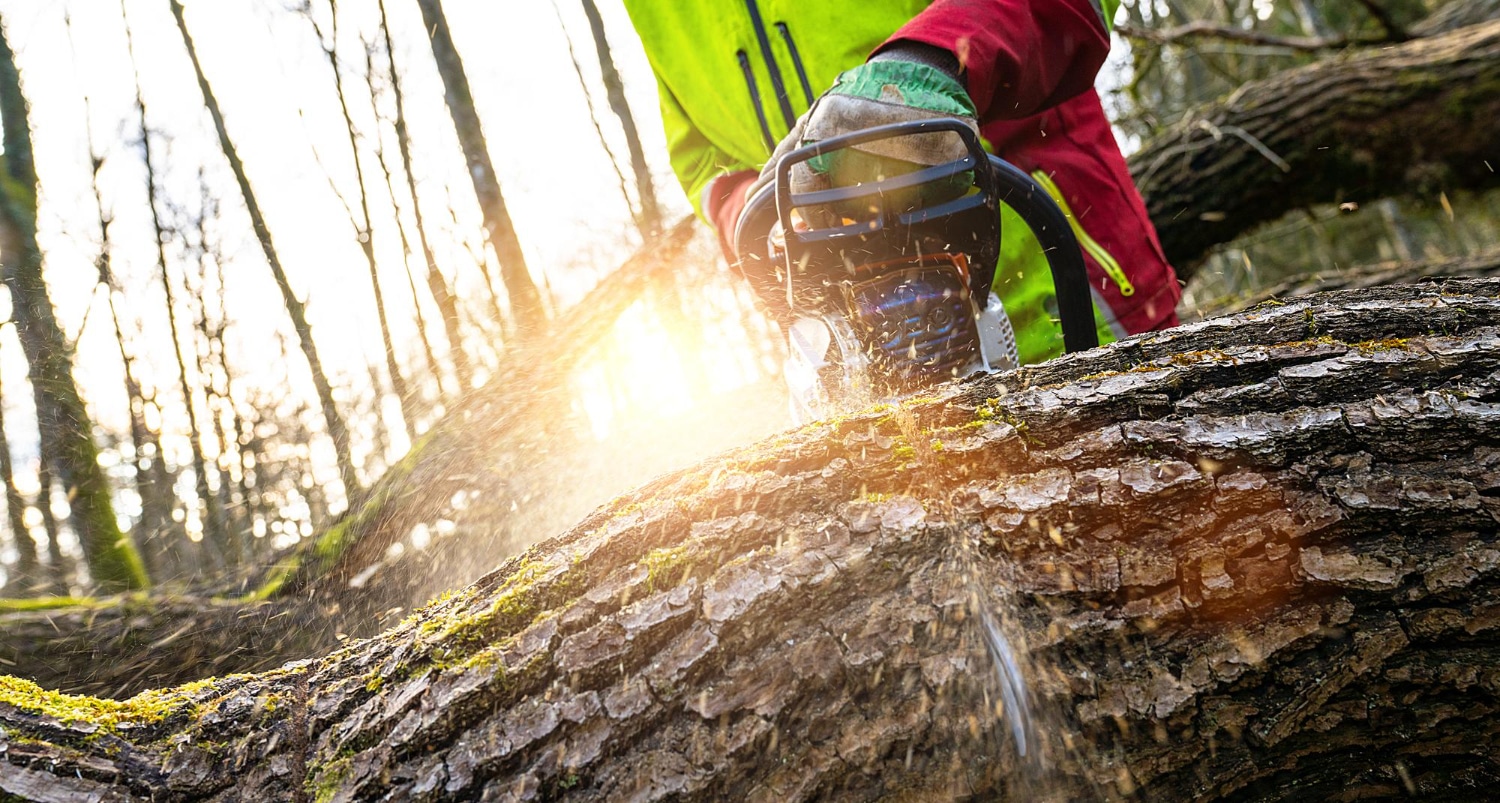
[0,0,1493,641]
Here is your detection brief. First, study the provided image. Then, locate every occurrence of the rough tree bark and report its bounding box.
[1130,18,1500,277]
[411,0,547,338]
[4,278,1500,800]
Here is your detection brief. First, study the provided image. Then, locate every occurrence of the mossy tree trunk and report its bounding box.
[4,279,1500,800]
[1130,17,1500,278]
[0,14,148,593]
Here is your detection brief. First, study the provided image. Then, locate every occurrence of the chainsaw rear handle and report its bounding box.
[981,153,1100,353]
[769,118,1099,354]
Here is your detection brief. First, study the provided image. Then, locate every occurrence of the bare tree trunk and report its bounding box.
[1131,19,1500,277]
[4,278,1500,799]
[358,36,442,398]
[137,387,191,582]
[33,459,66,592]
[311,0,416,443]
[371,128,443,401]
[114,10,227,569]
[166,0,361,499]
[203,305,261,565]
[0,14,147,593]
[411,0,547,338]
[553,1,644,236]
[577,0,661,236]
[149,179,224,567]
[0,365,37,593]
[104,296,184,581]
[378,0,471,393]
[189,234,253,565]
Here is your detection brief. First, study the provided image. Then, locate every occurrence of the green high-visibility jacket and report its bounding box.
[623,0,1118,213]
[622,0,1183,364]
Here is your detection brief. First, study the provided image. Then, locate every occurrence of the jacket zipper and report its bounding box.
[775,22,815,107]
[742,0,795,129]
[736,51,777,151]
[1032,171,1136,297]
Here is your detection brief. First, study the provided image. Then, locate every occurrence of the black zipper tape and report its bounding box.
[743,0,795,130]
[775,22,815,107]
[737,50,777,151]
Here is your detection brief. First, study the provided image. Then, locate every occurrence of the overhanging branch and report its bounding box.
[1131,19,1500,278]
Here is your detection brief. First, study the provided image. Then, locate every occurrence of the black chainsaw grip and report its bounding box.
[985,156,1100,353]
[737,118,1101,355]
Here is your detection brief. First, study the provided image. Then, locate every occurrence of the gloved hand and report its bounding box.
[749,42,980,226]
[714,43,976,266]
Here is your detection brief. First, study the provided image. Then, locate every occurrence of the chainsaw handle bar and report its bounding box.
[982,153,1100,354]
[771,118,1099,354]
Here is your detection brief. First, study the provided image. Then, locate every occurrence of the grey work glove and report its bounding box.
[743,43,981,228]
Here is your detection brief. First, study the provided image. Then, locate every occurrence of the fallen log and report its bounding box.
[5,278,1500,800]
[1183,248,1500,320]
[1131,19,1500,277]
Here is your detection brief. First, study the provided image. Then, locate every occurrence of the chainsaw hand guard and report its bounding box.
[735,118,1099,356]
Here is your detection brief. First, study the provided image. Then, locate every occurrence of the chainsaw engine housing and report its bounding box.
[845,254,979,389]
[733,119,1097,420]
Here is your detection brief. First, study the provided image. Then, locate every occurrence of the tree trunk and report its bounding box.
[316,0,416,443]
[1131,18,1500,277]
[578,0,661,237]
[378,0,471,393]
[554,2,644,240]
[0,14,148,593]
[411,0,547,337]
[106,284,185,581]
[33,456,68,591]
[362,40,441,403]
[4,277,1500,799]
[0,364,38,593]
[166,0,361,499]
[111,1,226,579]
[149,158,226,568]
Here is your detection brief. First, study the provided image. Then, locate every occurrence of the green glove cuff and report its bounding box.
[826,60,976,118]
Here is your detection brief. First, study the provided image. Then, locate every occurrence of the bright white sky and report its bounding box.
[0,0,1136,508]
[0,0,684,486]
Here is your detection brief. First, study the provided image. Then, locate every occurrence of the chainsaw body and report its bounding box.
[734,119,1097,420]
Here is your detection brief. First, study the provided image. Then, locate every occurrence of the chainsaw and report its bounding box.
[734,118,1099,421]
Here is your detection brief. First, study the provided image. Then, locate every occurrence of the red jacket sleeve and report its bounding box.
[876,0,1111,122]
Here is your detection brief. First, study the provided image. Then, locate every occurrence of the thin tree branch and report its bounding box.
[1116,21,1384,52]
[549,0,639,234]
